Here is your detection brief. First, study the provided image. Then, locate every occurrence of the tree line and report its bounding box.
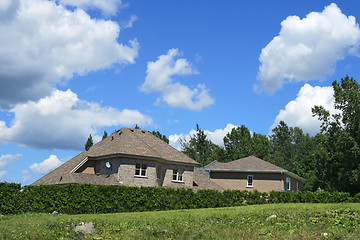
[83,76,360,194]
[180,76,360,195]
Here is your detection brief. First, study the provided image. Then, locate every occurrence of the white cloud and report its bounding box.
[21,169,32,183]
[122,15,138,29]
[141,49,215,111]
[29,155,63,174]
[57,0,124,16]
[0,0,139,108]
[0,89,153,150]
[256,3,360,93]
[0,154,22,168]
[0,170,7,180]
[169,123,237,150]
[271,84,340,135]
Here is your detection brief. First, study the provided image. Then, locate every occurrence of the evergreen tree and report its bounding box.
[102,130,108,140]
[85,134,93,151]
[180,124,223,166]
[151,130,169,144]
[134,124,140,129]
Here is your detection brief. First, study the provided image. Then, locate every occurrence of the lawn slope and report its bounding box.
[0,203,359,239]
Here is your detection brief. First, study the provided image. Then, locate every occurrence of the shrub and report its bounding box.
[0,182,358,215]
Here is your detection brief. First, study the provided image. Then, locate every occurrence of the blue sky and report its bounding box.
[1,0,360,185]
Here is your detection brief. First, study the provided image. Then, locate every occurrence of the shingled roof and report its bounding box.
[207,156,304,181]
[32,128,199,185]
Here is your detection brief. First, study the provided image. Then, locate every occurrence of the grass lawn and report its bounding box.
[0,203,359,239]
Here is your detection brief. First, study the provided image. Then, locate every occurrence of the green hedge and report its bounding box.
[0,182,359,215]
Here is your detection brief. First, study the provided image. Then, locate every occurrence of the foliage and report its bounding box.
[223,125,271,162]
[0,182,21,214]
[102,131,108,140]
[84,134,93,151]
[180,124,224,166]
[1,182,359,216]
[151,130,169,144]
[312,76,360,194]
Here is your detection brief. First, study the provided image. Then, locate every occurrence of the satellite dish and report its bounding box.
[105,162,111,169]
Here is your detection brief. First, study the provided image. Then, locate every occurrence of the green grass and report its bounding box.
[0,203,360,239]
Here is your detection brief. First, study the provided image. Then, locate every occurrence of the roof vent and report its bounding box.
[119,131,122,135]
[111,136,114,141]
[141,130,145,133]
[59,176,62,182]
[130,129,134,132]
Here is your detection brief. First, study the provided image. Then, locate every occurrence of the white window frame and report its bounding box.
[246,175,253,188]
[285,177,291,191]
[172,169,184,182]
[135,163,147,177]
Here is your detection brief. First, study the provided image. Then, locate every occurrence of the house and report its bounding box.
[32,128,303,192]
[200,156,304,192]
[32,127,219,190]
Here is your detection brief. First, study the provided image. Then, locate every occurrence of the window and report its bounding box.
[172,169,184,182]
[135,163,147,176]
[285,177,291,191]
[296,182,299,193]
[247,175,253,187]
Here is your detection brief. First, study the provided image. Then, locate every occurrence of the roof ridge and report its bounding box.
[131,129,163,159]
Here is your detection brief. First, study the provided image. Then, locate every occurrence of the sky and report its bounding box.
[1,0,360,185]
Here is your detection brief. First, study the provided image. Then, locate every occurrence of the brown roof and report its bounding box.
[207,156,304,181]
[208,156,286,171]
[192,172,224,191]
[32,128,199,185]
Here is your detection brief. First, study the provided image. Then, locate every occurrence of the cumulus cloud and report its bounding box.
[57,0,124,16]
[0,0,139,108]
[0,89,153,150]
[256,3,360,93]
[169,123,237,150]
[271,84,341,135]
[29,155,63,174]
[0,154,22,168]
[0,170,7,180]
[141,49,215,111]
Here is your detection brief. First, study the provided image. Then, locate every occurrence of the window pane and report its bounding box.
[172,169,177,180]
[178,170,183,181]
[286,177,290,190]
[135,164,140,170]
[247,175,253,186]
[135,169,140,175]
[141,168,146,176]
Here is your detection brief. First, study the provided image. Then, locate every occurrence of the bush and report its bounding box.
[0,182,358,215]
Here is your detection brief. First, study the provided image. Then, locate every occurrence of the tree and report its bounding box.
[85,134,93,151]
[269,121,293,169]
[223,125,253,161]
[312,76,360,194]
[102,131,108,140]
[223,125,271,161]
[180,124,223,166]
[151,130,169,144]
[134,124,140,129]
[268,121,315,180]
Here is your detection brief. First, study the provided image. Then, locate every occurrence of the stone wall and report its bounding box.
[79,157,195,188]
